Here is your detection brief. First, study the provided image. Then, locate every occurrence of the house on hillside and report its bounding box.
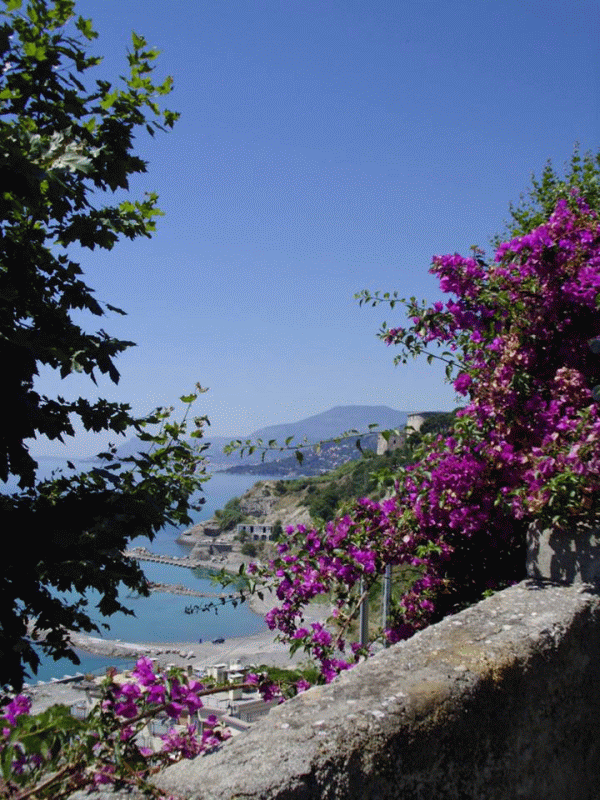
[236,523,276,542]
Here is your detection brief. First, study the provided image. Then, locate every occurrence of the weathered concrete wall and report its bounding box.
[153,580,600,800]
[527,523,600,585]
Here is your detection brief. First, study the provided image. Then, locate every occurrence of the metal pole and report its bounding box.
[359,577,369,647]
[381,564,392,646]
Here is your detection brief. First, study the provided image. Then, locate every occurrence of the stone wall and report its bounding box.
[152,580,600,800]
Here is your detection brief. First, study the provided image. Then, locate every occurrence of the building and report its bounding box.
[376,431,405,455]
[377,412,449,455]
[236,523,277,542]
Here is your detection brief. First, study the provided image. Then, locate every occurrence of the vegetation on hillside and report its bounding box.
[223,433,380,476]
[216,411,459,531]
[214,496,247,531]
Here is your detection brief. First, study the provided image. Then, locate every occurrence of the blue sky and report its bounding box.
[31,0,599,456]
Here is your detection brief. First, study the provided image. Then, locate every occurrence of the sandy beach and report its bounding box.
[68,588,327,671]
[23,587,331,714]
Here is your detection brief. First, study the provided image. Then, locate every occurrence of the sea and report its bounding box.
[3,458,273,683]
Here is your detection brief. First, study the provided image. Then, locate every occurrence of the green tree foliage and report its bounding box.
[264,448,414,524]
[214,496,246,531]
[494,146,600,245]
[401,410,461,451]
[0,0,207,691]
[418,410,459,437]
[240,541,258,558]
[307,484,341,522]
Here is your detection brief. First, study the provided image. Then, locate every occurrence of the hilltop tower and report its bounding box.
[376,431,405,455]
[377,412,443,455]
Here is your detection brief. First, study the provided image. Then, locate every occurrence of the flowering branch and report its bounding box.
[243,193,600,685]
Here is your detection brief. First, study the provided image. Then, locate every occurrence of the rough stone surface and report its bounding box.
[149,580,600,800]
[67,580,600,799]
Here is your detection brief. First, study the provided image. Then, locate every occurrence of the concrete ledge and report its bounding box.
[152,580,600,800]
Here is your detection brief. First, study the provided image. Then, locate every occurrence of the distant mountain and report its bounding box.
[212,405,406,471]
[249,405,407,444]
[114,405,407,471]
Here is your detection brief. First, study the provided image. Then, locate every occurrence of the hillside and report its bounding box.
[179,444,416,558]
[179,411,458,560]
[222,434,380,476]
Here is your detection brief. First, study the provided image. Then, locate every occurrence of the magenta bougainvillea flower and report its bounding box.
[252,196,600,682]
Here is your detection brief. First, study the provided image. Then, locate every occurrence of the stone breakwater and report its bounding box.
[147,581,242,600]
[124,548,205,569]
[125,546,245,599]
[62,631,200,662]
[126,544,255,581]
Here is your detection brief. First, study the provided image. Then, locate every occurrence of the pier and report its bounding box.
[125,548,205,569]
[148,581,241,600]
[124,548,242,601]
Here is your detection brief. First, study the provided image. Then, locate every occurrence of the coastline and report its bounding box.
[66,584,329,670]
[24,589,330,715]
[23,544,331,712]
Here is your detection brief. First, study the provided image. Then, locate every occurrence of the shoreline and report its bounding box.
[31,584,329,675]
[23,552,331,712]
[24,590,330,715]
[66,584,329,670]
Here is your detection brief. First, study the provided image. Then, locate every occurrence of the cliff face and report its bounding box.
[177,480,313,551]
[238,481,312,527]
[238,486,279,518]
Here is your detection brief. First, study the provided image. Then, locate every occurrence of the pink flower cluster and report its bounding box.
[160,714,230,758]
[100,657,232,763]
[0,657,234,797]
[2,693,31,727]
[102,657,206,722]
[253,196,600,683]
[254,496,453,676]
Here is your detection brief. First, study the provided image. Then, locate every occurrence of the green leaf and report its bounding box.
[131,31,146,49]
[75,15,98,40]
[99,90,118,110]
[0,0,185,690]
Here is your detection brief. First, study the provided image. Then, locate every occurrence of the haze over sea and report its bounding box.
[4,458,272,682]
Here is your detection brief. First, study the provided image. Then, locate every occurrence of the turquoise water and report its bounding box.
[31,561,265,683]
[4,461,273,682]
